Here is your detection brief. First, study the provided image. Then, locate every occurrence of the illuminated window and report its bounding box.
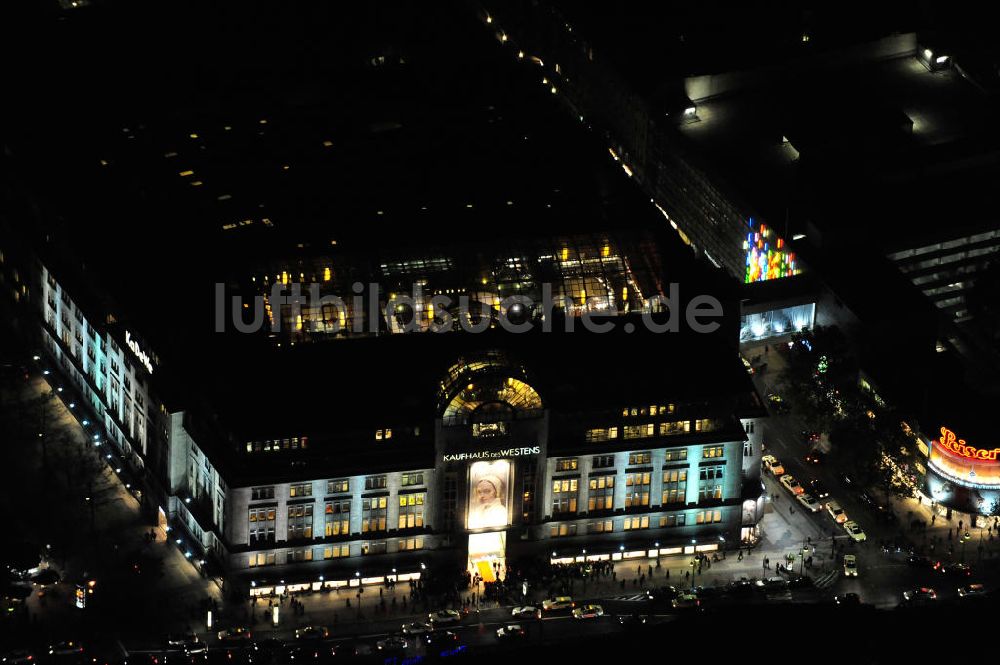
[555,458,578,472]
[694,419,714,432]
[703,446,725,459]
[587,475,614,511]
[587,520,613,534]
[664,449,688,462]
[401,472,425,487]
[699,465,724,502]
[248,552,276,568]
[628,451,651,465]
[290,483,312,498]
[287,504,314,540]
[659,421,689,436]
[625,472,651,507]
[398,493,425,529]
[325,500,351,536]
[327,479,350,494]
[623,424,654,440]
[323,545,350,559]
[248,508,275,546]
[550,523,578,537]
[551,478,578,514]
[695,510,722,524]
[362,497,388,532]
[361,541,387,556]
[398,537,424,551]
[659,514,686,528]
[585,427,618,442]
[624,516,649,530]
[288,548,313,563]
[662,469,687,505]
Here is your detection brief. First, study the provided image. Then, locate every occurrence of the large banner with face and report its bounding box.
[467,460,511,530]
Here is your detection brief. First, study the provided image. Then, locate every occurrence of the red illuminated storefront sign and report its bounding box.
[937,427,1000,462]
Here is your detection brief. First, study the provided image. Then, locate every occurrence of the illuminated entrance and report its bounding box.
[468,531,506,582]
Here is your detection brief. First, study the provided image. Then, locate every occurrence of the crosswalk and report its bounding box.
[813,570,839,589]
[607,593,651,602]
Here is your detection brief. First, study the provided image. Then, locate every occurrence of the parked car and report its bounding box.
[826,501,847,524]
[843,521,867,542]
[762,455,785,476]
[216,628,251,644]
[796,493,821,512]
[780,474,805,495]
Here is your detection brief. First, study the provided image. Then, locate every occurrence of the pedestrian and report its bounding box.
[932,514,936,526]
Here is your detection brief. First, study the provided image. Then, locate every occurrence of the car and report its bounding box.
[826,501,847,523]
[787,575,814,589]
[511,606,539,618]
[843,554,858,577]
[571,604,603,619]
[496,624,526,640]
[804,450,825,465]
[428,609,462,625]
[796,493,821,512]
[48,643,84,657]
[1,650,35,665]
[375,637,407,652]
[808,479,830,500]
[902,588,936,603]
[424,631,459,650]
[843,521,866,542]
[617,613,649,630]
[907,554,932,568]
[295,626,329,641]
[217,628,251,644]
[166,634,200,648]
[401,622,433,636]
[779,474,804,495]
[958,583,986,597]
[834,593,860,606]
[183,643,208,657]
[541,596,575,611]
[761,455,785,476]
[935,562,972,577]
[672,594,700,609]
[726,579,755,595]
